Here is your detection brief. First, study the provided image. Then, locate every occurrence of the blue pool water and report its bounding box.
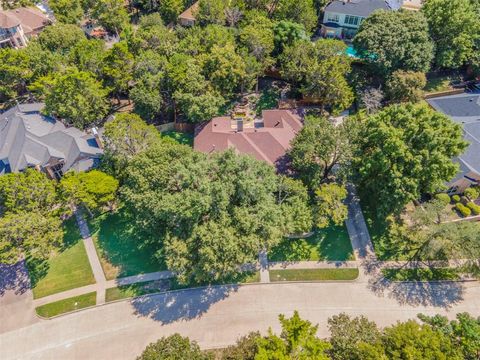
[346,45,359,58]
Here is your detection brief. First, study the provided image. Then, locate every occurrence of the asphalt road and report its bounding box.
[2,280,480,360]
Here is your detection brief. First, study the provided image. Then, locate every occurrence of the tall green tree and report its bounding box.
[49,0,84,24]
[59,170,119,215]
[423,0,480,69]
[386,70,426,103]
[353,9,434,76]
[381,320,462,359]
[137,334,212,360]
[0,169,58,214]
[313,183,348,228]
[91,0,130,35]
[0,211,63,264]
[273,20,307,55]
[353,103,468,217]
[103,41,134,100]
[43,69,110,129]
[256,311,331,359]
[289,115,355,189]
[38,23,86,53]
[0,48,32,101]
[328,313,382,360]
[121,143,311,284]
[280,40,353,113]
[196,0,227,25]
[103,112,161,173]
[272,0,317,34]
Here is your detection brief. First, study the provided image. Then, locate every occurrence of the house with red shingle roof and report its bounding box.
[194,110,302,170]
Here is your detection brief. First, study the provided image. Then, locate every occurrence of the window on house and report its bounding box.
[326,13,339,22]
[50,163,64,180]
[344,15,361,26]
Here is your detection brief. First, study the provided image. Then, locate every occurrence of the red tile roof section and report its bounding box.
[194,110,303,167]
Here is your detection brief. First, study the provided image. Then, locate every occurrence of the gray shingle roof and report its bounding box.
[426,93,480,177]
[324,0,396,17]
[0,103,103,174]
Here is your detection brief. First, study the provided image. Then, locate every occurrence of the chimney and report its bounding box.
[237,119,243,132]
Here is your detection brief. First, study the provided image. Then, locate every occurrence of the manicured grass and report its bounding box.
[29,218,95,299]
[89,210,166,280]
[382,268,461,281]
[162,130,193,146]
[270,268,359,282]
[36,292,96,318]
[106,272,261,302]
[269,225,354,262]
[106,280,170,302]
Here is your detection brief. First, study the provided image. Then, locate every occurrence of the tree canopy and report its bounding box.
[353,9,434,76]
[121,141,311,284]
[353,103,468,217]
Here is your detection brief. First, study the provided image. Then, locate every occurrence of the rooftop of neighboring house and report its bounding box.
[178,1,199,21]
[426,93,480,182]
[0,103,103,175]
[0,6,50,33]
[194,109,302,170]
[324,0,400,17]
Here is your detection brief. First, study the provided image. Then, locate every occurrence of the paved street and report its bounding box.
[2,280,480,360]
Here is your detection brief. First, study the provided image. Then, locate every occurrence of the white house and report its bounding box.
[321,0,400,39]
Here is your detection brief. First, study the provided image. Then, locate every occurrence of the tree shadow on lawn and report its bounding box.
[130,284,239,324]
[0,260,32,296]
[25,217,81,290]
[92,211,165,278]
[362,258,465,309]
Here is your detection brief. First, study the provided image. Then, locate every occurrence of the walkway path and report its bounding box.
[75,211,107,304]
[344,184,376,262]
[3,280,480,359]
[259,250,270,283]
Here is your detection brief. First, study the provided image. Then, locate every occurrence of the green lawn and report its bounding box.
[269,225,354,262]
[29,218,95,299]
[88,210,166,280]
[270,268,359,282]
[162,130,193,146]
[256,88,280,116]
[36,292,96,318]
[423,75,461,94]
[382,268,461,281]
[106,271,260,302]
[106,280,170,302]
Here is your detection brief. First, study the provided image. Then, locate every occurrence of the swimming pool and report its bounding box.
[346,45,359,58]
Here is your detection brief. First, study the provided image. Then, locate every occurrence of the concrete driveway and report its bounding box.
[0,261,38,334]
[1,279,480,360]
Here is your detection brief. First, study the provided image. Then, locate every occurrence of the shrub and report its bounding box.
[455,203,471,217]
[466,202,480,215]
[464,187,480,200]
[452,195,461,203]
[434,193,450,205]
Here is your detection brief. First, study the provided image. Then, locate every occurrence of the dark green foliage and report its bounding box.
[353,103,468,217]
[121,141,312,284]
[137,334,212,360]
[353,10,434,76]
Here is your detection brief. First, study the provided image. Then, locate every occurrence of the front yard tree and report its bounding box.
[0,169,58,214]
[328,313,382,360]
[0,211,63,264]
[353,103,468,217]
[256,311,331,359]
[272,0,317,34]
[289,115,354,189]
[196,0,227,25]
[423,0,480,69]
[103,112,161,173]
[91,0,129,35]
[314,183,348,228]
[59,170,119,215]
[138,334,211,360]
[273,20,307,55]
[38,23,86,53]
[280,40,353,114]
[103,41,134,101]
[44,69,109,129]
[353,9,434,76]
[121,142,311,284]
